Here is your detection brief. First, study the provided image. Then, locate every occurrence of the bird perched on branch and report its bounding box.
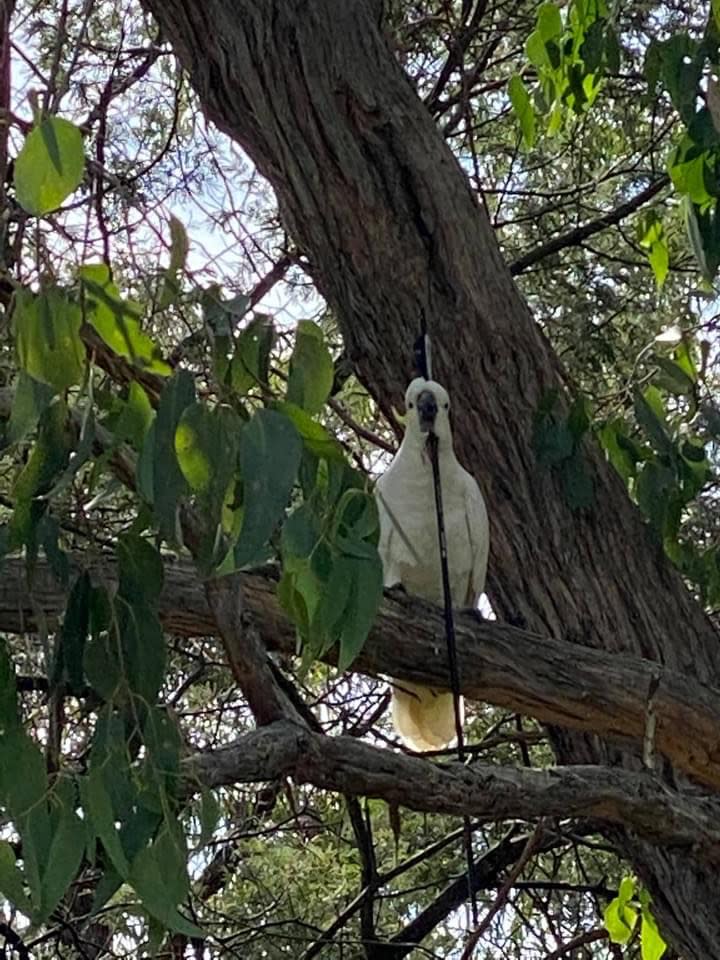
[375,377,489,751]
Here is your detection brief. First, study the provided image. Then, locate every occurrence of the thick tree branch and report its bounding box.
[186,721,720,865]
[4,555,720,793]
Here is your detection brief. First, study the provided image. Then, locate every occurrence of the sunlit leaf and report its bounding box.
[79,264,171,375]
[604,875,638,944]
[276,401,344,460]
[536,3,562,41]
[157,215,189,309]
[508,74,536,148]
[639,888,668,960]
[14,117,84,215]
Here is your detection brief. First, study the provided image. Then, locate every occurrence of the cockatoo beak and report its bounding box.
[416,390,438,433]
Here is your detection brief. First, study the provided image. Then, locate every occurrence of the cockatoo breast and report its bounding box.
[376,445,475,607]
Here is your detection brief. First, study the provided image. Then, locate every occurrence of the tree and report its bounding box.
[0,0,718,957]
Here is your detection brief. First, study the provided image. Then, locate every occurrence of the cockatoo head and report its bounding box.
[403,377,453,448]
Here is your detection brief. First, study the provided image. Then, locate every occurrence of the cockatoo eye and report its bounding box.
[408,402,414,409]
[444,403,449,410]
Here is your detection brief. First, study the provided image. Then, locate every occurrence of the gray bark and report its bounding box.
[187,721,720,867]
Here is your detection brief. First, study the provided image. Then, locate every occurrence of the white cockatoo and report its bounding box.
[375,377,489,752]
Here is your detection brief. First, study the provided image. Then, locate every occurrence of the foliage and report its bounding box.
[0,0,715,956]
[604,876,668,960]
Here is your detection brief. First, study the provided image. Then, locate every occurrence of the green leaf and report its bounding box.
[655,33,701,126]
[11,401,71,555]
[14,117,84,215]
[671,146,713,208]
[37,514,69,586]
[111,382,154,449]
[673,339,697,383]
[604,876,638,944]
[636,461,676,534]
[118,601,166,704]
[0,728,51,905]
[287,320,334,415]
[337,553,383,671]
[578,19,605,73]
[129,835,203,937]
[79,264,171,375]
[508,75,536,148]
[38,797,85,922]
[282,502,322,563]
[81,767,129,878]
[14,288,85,391]
[526,30,551,70]
[655,358,694,396]
[334,488,379,541]
[639,215,670,289]
[0,642,18,733]
[312,554,354,645]
[230,316,275,394]
[533,417,574,466]
[7,372,56,445]
[0,841,32,915]
[153,371,195,540]
[633,389,673,457]
[681,195,720,282]
[234,409,302,568]
[83,627,122,702]
[598,420,638,483]
[157,215,189,309]
[137,420,156,503]
[561,451,594,510]
[536,3,562,41]
[52,572,91,693]
[118,534,164,605]
[198,788,220,849]
[639,889,667,960]
[276,401,344,460]
[141,706,182,806]
[175,403,239,509]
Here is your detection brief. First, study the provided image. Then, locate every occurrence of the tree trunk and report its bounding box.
[141,0,720,953]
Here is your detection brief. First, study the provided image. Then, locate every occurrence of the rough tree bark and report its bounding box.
[141,1,720,954]
[7,556,720,793]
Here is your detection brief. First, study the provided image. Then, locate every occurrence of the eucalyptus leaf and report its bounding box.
[79,264,171,375]
[153,371,195,540]
[14,288,85,391]
[234,409,302,568]
[6,372,55,445]
[14,117,84,215]
[287,320,334,415]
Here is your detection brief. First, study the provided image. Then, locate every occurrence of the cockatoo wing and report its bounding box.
[462,470,490,607]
